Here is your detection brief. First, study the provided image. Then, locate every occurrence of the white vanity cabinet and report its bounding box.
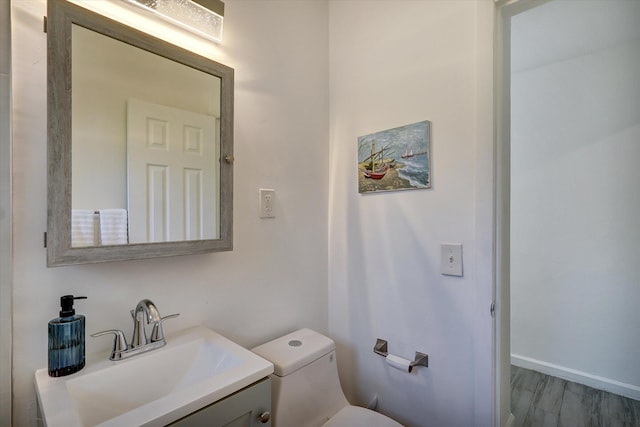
[169,377,271,427]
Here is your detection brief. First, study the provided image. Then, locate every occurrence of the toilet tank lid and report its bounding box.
[251,328,335,377]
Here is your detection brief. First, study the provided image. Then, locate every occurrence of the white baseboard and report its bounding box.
[511,354,640,401]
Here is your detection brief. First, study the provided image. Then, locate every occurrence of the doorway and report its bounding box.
[497,0,640,425]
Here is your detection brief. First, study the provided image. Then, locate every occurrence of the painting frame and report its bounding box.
[357,120,432,194]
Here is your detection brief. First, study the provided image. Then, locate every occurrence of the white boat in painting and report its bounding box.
[401,148,414,158]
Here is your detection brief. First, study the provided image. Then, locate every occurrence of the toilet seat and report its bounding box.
[321,406,403,427]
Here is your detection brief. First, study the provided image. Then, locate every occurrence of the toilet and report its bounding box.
[251,328,403,427]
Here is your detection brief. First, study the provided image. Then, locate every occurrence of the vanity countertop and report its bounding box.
[35,325,273,427]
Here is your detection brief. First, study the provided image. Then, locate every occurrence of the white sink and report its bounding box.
[35,325,274,426]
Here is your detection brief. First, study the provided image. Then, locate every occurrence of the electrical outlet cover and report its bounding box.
[259,189,275,218]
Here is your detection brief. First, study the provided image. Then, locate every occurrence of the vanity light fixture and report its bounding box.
[123,0,224,42]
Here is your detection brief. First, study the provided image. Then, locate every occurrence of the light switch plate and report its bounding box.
[441,243,463,277]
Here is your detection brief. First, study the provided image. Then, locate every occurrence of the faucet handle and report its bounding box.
[91,329,128,360]
[150,313,180,342]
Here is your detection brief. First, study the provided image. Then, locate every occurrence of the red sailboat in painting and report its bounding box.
[362,164,388,179]
[362,141,388,180]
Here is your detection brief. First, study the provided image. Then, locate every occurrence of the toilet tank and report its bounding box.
[251,329,349,427]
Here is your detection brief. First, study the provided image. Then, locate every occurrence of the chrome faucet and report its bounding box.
[92,299,179,361]
[131,299,161,347]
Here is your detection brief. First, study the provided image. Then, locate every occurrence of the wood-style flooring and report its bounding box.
[511,366,640,427]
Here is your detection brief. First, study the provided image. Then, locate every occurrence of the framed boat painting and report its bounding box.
[357,120,431,194]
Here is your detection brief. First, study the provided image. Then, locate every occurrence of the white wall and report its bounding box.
[511,0,640,397]
[328,2,495,426]
[11,1,329,425]
[11,1,501,425]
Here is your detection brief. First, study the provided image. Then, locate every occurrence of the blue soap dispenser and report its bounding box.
[48,295,87,377]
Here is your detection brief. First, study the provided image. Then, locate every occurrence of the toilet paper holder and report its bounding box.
[373,338,428,371]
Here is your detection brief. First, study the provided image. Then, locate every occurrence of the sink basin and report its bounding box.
[35,325,274,426]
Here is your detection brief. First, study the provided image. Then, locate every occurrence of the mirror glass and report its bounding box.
[71,25,221,246]
[47,0,234,266]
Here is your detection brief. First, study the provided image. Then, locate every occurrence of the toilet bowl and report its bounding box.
[251,328,403,427]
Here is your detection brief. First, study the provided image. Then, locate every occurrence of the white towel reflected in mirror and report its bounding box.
[99,209,129,246]
[71,209,97,247]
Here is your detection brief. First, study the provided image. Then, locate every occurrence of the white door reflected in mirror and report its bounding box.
[127,98,219,243]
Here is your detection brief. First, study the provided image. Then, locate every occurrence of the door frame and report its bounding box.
[493,1,553,426]
[0,0,13,424]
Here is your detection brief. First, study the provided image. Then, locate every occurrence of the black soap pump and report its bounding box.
[48,295,87,377]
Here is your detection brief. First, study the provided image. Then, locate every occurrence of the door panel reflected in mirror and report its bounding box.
[47,0,234,266]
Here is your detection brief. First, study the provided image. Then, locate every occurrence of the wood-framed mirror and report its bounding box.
[47,0,234,266]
